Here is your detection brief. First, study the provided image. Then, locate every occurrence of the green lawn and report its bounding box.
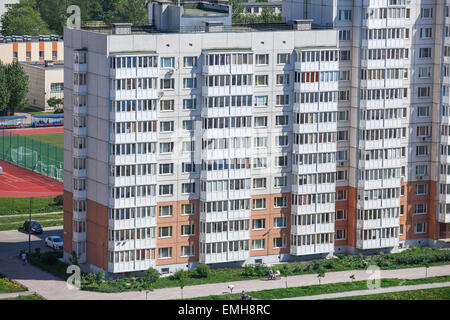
[0,274,26,294]
[186,276,450,300]
[27,133,64,149]
[333,286,450,300]
[0,197,63,216]
[1,294,43,300]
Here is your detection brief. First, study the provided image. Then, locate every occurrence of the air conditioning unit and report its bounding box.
[158,91,164,98]
[168,68,174,74]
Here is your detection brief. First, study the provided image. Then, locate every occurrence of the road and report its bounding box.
[0,227,63,259]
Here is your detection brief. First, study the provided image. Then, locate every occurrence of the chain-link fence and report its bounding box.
[0,132,63,182]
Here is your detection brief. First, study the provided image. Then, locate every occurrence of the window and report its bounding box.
[415,184,427,195]
[255,54,269,65]
[160,78,175,90]
[339,9,352,21]
[273,217,287,228]
[414,203,427,215]
[181,245,195,257]
[420,27,433,39]
[50,83,64,92]
[255,75,268,86]
[416,165,428,177]
[335,229,347,240]
[339,30,351,41]
[254,96,268,107]
[159,163,173,175]
[416,145,428,156]
[158,247,172,259]
[253,198,266,210]
[277,53,290,64]
[273,237,286,248]
[421,7,433,18]
[418,87,431,98]
[159,184,173,196]
[274,176,287,187]
[276,155,288,167]
[39,51,44,59]
[182,203,195,215]
[160,142,174,153]
[160,121,174,132]
[182,182,195,194]
[254,137,267,148]
[336,210,347,221]
[183,98,196,110]
[276,135,288,146]
[274,196,287,208]
[183,77,197,89]
[182,120,194,131]
[183,56,197,68]
[418,67,431,79]
[275,115,288,126]
[276,74,290,85]
[160,100,174,111]
[340,50,351,61]
[252,239,265,250]
[414,223,427,234]
[254,116,267,127]
[158,226,172,238]
[336,190,348,201]
[160,57,175,68]
[253,178,266,189]
[419,48,432,58]
[182,141,195,152]
[276,94,289,106]
[182,162,196,173]
[252,219,265,230]
[400,224,404,235]
[253,157,267,168]
[159,205,173,217]
[26,51,31,59]
[181,224,195,236]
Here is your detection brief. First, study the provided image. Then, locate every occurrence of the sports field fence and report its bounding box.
[0,131,63,182]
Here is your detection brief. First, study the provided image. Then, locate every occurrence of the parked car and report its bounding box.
[19,220,43,234]
[45,236,63,249]
[0,166,3,175]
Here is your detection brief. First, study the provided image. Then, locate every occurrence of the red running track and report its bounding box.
[1,127,64,136]
[0,160,63,198]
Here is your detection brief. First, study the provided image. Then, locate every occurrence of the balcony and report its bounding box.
[199,250,249,264]
[108,260,156,273]
[356,237,399,250]
[73,127,87,137]
[72,231,86,242]
[290,243,333,256]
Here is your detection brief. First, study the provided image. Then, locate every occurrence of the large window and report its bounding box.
[158,247,172,259]
[252,239,265,250]
[253,198,266,210]
[160,57,175,68]
[159,205,173,217]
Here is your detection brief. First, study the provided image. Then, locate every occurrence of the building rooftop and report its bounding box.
[0,35,63,43]
[20,60,64,70]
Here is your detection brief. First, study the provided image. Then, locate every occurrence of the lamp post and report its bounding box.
[28,197,31,254]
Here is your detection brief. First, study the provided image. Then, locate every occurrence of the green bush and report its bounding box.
[43,252,58,265]
[172,269,188,281]
[54,195,63,206]
[145,267,160,284]
[195,264,211,278]
[242,265,255,277]
[254,264,269,277]
[97,269,105,284]
[34,247,40,255]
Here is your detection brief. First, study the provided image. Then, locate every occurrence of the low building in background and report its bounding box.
[21,60,64,112]
[0,35,63,64]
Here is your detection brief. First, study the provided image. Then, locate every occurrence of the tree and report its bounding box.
[424,261,430,278]
[36,0,69,35]
[96,268,105,285]
[228,0,244,21]
[177,271,187,299]
[113,0,147,25]
[6,62,29,115]
[317,268,326,285]
[0,62,9,114]
[47,97,64,110]
[1,5,50,36]
[144,267,160,288]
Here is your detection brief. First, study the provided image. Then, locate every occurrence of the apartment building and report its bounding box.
[63,0,450,276]
[0,35,64,64]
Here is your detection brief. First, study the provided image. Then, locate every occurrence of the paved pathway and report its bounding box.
[282,281,450,300]
[1,257,450,300]
[0,211,62,218]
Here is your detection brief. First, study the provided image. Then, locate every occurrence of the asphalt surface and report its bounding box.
[0,226,63,258]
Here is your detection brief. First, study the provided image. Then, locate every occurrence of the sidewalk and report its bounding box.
[0,291,35,300]
[282,281,450,300]
[0,257,450,300]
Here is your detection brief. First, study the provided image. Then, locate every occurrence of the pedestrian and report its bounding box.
[21,251,27,265]
[228,284,235,293]
[268,268,274,280]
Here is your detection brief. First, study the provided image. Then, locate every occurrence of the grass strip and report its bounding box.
[185,275,450,300]
[331,286,450,300]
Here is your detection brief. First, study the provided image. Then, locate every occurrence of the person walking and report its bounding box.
[21,251,27,265]
[268,268,274,280]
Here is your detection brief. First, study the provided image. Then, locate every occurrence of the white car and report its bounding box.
[0,166,3,175]
[45,236,63,249]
